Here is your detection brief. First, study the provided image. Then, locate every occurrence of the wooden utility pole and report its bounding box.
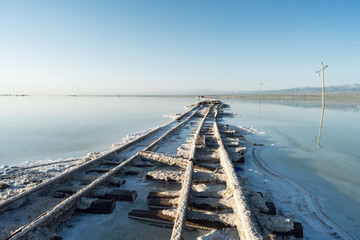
[316,62,328,108]
[316,62,328,149]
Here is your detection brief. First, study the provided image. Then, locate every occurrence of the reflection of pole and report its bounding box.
[259,81,264,119]
[316,62,328,149]
[317,107,325,149]
[259,81,264,103]
[259,101,262,119]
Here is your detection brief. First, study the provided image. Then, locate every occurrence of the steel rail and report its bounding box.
[6,103,205,240]
[0,102,200,215]
[213,104,261,240]
[170,104,213,240]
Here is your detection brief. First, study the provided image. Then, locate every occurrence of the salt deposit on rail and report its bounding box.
[0,100,313,240]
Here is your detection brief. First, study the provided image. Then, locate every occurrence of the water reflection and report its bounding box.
[271,101,360,112]
[224,98,359,113]
[317,107,325,149]
[0,96,195,166]
[223,99,360,238]
[258,81,264,119]
[259,99,262,119]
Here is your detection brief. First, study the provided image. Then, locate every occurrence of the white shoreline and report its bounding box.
[1,101,355,239]
[0,125,170,203]
[0,103,199,205]
[241,136,356,239]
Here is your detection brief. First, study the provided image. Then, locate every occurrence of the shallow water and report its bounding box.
[0,96,195,166]
[2,96,359,238]
[224,99,360,239]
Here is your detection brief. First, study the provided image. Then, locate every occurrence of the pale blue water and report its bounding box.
[224,100,360,239]
[0,96,195,166]
[1,96,359,238]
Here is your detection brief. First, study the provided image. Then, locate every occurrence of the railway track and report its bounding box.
[0,100,303,240]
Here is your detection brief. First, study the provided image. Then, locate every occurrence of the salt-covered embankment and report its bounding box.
[229,124,356,240]
[0,102,202,240]
[0,100,316,239]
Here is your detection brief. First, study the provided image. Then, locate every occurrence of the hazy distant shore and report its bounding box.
[208,92,360,104]
[2,92,359,104]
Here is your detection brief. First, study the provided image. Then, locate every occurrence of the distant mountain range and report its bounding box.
[264,84,360,94]
[1,84,359,97]
[143,84,360,95]
[177,84,360,95]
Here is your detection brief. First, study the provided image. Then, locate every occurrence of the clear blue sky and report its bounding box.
[1,0,359,94]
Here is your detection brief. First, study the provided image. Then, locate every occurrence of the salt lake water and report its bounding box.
[1,96,359,238]
[0,96,195,166]
[224,99,360,239]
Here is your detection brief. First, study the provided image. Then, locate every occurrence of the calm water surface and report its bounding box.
[1,96,359,238]
[0,96,195,166]
[225,99,360,239]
